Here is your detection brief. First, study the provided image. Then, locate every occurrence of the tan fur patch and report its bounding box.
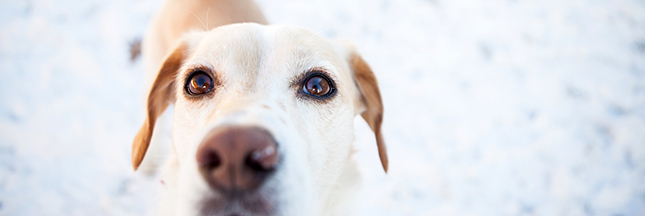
[132,43,187,170]
[350,53,388,172]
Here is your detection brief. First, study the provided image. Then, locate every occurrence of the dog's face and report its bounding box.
[132,23,386,215]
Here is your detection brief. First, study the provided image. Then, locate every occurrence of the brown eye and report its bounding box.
[185,71,213,95]
[303,74,334,97]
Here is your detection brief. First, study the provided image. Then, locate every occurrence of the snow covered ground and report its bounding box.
[1,0,644,215]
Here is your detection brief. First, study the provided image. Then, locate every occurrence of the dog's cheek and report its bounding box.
[171,100,214,161]
[176,160,210,216]
[272,135,319,215]
[298,101,355,204]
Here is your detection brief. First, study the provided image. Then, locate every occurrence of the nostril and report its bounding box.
[245,145,278,172]
[198,149,221,170]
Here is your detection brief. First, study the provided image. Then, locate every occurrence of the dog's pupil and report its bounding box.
[307,76,329,95]
[191,74,211,94]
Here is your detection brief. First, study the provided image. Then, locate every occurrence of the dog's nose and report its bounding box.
[196,126,279,193]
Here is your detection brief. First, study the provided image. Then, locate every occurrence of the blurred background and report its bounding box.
[1,0,644,215]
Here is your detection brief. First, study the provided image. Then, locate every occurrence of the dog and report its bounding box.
[132,0,387,215]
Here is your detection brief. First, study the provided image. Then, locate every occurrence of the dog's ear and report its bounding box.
[132,43,187,171]
[349,51,388,173]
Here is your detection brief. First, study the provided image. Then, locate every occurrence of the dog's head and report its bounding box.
[132,23,386,215]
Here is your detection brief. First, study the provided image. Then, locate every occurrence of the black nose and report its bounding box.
[196,126,279,194]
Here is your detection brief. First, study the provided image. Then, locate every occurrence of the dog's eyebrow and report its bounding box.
[180,64,216,78]
[289,67,335,88]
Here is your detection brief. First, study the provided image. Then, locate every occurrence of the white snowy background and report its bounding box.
[1,0,644,215]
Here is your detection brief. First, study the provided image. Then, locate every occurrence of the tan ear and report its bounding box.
[349,52,388,173]
[132,43,187,171]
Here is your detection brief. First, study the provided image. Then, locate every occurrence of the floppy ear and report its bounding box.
[349,52,388,173]
[132,43,187,171]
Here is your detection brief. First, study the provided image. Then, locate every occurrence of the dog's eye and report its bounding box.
[302,74,334,97]
[185,71,213,95]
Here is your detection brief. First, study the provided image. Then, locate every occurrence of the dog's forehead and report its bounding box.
[184,23,348,80]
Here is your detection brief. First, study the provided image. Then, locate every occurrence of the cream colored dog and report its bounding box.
[132,0,387,215]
